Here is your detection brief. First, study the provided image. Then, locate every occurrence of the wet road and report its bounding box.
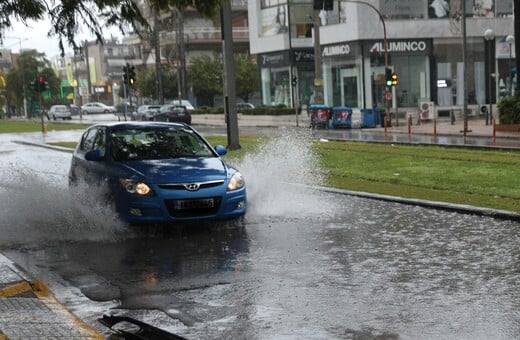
[0,131,519,339]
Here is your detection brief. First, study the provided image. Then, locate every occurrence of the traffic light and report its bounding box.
[38,76,48,92]
[391,73,398,86]
[122,64,128,84]
[29,80,38,92]
[385,68,392,87]
[291,76,297,87]
[129,65,136,86]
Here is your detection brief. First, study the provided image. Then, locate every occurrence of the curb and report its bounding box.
[315,186,520,221]
[0,254,103,339]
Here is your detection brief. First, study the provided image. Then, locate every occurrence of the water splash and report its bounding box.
[234,130,337,219]
[0,166,128,248]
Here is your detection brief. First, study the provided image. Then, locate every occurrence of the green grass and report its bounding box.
[314,141,520,213]
[5,120,519,213]
[0,120,91,133]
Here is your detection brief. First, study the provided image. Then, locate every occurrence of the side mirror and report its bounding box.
[85,149,104,161]
[214,145,227,156]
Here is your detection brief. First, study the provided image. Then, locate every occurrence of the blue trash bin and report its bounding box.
[310,104,332,129]
[331,107,352,129]
[361,109,376,128]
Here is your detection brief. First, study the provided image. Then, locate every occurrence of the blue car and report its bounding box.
[68,122,246,224]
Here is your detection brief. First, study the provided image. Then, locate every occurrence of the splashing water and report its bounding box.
[0,166,128,248]
[235,130,337,219]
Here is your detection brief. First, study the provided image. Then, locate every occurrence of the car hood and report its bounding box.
[119,157,230,183]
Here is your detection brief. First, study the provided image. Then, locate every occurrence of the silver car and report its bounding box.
[48,105,72,120]
[81,102,116,115]
[132,105,162,121]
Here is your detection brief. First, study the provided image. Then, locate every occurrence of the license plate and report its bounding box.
[175,198,214,210]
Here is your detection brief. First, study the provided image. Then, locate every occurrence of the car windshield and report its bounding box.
[110,126,215,161]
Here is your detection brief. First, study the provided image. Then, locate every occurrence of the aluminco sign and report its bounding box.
[322,44,351,57]
[370,40,427,53]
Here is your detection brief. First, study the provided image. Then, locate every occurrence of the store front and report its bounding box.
[258,49,314,108]
[321,39,432,111]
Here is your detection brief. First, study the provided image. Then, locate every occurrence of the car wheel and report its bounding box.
[104,110,109,113]
[53,115,56,120]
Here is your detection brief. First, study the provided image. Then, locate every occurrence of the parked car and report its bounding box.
[115,102,137,116]
[81,102,117,115]
[47,105,72,120]
[236,102,255,109]
[132,105,162,121]
[155,105,192,124]
[68,122,247,224]
[170,99,195,111]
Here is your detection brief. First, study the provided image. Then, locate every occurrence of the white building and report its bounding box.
[249,0,514,121]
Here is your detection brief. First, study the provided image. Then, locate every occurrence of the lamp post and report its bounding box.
[484,29,494,125]
[506,34,515,95]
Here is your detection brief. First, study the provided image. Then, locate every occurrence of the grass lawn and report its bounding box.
[4,120,519,213]
[0,119,91,133]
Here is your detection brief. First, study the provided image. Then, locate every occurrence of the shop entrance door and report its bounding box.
[340,69,359,108]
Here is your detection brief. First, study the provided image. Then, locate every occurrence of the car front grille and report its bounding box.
[158,180,224,191]
[165,197,222,217]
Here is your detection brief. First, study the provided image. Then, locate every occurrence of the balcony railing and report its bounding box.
[160,27,250,44]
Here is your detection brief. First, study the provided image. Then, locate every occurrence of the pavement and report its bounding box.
[0,254,103,339]
[1,113,519,338]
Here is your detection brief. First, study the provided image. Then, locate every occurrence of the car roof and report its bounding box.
[88,121,190,130]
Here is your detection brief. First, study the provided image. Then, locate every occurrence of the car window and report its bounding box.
[92,128,106,157]
[80,128,98,152]
[110,127,214,161]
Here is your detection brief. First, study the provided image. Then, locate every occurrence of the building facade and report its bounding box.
[249,0,515,118]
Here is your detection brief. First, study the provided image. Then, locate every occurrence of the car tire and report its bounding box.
[52,115,56,120]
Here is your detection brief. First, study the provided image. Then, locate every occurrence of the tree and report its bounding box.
[188,55,223,106]
[234,54,260,103]
[5,50,60,117]
[129,66,178,102]
[0,0,225,55]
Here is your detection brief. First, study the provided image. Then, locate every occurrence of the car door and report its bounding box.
[70,127,107,185]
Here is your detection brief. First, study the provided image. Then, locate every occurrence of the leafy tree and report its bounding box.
[235,54,260,103]
[5,50,60,117]
[187,55,222,106]
[117,66,178,103]
[0,0,225,55]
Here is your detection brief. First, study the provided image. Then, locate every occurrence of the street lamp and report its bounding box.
[505,34,514,95]
[484,28,494,125]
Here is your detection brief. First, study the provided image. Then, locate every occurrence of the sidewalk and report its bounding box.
[0,254,103,339]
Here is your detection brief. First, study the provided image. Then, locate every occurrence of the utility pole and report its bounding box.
[177,9,187,100]
[154,8,164,104]
[221,2,240,150]
[313,9,323,104]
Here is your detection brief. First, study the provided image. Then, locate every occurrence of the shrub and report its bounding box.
[497,95,520,124]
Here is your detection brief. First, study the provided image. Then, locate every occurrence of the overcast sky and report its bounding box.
[5,18,122,57]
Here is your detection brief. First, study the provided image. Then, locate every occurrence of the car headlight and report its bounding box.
[227,172,245,191]
[120,179,154,196]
